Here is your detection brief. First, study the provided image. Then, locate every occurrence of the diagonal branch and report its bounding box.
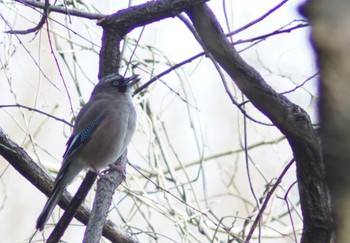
[0,128,136,242]
[47,171,97,242]
[186,4,332,243]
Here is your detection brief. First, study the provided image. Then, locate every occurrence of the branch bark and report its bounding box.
[90,0,210,241]
[83,152,132,243]
[3,0,330,241]
[186,4,332,243]
[3,0,211,241]
[97,0,208,35]
[47,172,97,243]
[0,128,135,242]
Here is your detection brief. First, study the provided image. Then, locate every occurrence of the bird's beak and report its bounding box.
[126,74,141,86]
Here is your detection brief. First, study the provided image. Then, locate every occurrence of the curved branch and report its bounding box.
[186,4,332,243]
[97,0,208,35]
[6,0,49,34]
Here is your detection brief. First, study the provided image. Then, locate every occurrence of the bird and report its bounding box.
[36,73,140,231]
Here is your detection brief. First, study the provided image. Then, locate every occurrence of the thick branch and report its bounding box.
[83,152,132,243]
[98,29,122,78]
[97,0,208,35]
[186,4,332,243]
[0,128,135,242]
[47,172,97,242]
[95,1,219,241]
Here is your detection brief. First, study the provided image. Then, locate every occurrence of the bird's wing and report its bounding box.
[63,115,102,160]
[53,100,108,187]
[36,113,103,230]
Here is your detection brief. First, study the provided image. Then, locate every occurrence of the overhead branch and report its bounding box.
[97,0,208,35]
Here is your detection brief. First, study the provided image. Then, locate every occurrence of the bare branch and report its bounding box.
[234,23,309,45]
[47,172,97,242]
[0,128,139,242]
[186,4,332,243]
[227,0,289,36]
[14,0,105,19]
[83,152,137,243]
[97,0,209,35]
[0,104,72,126]
[245,159,295,242]
[5,0,49,35]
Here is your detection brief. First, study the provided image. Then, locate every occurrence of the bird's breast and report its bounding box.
[78,101,136,172]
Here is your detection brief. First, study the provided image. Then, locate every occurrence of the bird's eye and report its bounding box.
[112,81,119,86]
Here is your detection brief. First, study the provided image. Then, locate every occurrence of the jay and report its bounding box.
[36,73,140,231]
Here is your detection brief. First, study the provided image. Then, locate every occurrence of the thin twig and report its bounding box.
[45,19,76,119]
[226,0,289,36]
[128,163,238,239]
[0,104,72,126]
[245,159,295,242]
[14,0,105,19]
[6,0,49,34]
[234,24,309,45]
[0,13,59,89]
[281,181,299,243]
[133,52,204,95]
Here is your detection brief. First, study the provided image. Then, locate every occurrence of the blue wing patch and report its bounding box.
[63,116,102,160]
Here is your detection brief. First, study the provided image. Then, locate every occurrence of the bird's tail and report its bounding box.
[36,186,64,231]
[36,159,85,231]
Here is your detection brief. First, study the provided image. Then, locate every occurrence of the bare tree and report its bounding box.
[0,0,332,242]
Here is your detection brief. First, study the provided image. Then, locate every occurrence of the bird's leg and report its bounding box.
[98,150,128,180]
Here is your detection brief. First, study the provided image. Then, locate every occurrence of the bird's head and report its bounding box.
[93,73,141,95]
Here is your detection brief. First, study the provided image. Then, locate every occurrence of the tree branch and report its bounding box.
[47,172,97,243]
[0,128,137,242]
[15,0,105,19]
[83,152,135,243]
[93,0,210,240]
[6,0,49,34]
[97,0,208,35]
[186,4,332,243]
[0,104,72,127]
